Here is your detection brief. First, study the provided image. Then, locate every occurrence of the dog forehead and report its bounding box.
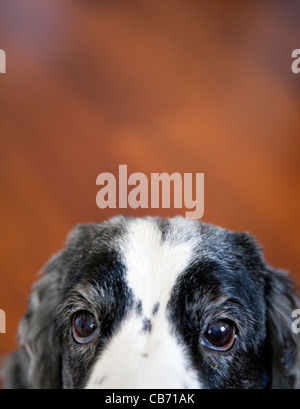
[118,217,201,316]
[67,216,248,308]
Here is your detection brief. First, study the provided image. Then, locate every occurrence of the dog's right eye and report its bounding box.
[72,311,99,344]
[202,319,237,351]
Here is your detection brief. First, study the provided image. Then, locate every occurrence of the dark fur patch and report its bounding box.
[135,300,143,315]
[142,318,152,333]
[152,303,160,316]
[168,257,269,388]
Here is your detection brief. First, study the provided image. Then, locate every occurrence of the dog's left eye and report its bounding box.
[72,311,99,344]
[202,319,237,351]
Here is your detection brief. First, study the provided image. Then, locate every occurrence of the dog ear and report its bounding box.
[264,265,300,388]
[2,251,64,389]
[228,231,300,388]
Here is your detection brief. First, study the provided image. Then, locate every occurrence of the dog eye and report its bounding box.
[202,319,236,351]
[72,311,99,344]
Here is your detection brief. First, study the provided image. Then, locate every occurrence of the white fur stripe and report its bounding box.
[85,218,201,389]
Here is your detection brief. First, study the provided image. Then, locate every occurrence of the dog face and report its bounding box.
[2,217,300,388]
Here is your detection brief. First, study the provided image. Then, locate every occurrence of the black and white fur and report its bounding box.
[2,216,300,388]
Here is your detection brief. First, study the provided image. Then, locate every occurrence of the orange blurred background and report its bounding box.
[0,0,300,363]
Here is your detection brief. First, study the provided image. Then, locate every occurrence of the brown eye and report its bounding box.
[72,311,99,344]
[202,319,237,351]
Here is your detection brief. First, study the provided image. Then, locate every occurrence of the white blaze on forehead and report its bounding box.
[85,218,202,389]
[124,218,193,317]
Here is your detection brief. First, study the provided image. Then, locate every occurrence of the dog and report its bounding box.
[2,216,300,388]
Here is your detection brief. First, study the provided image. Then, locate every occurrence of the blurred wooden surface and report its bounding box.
[0,0,300,361]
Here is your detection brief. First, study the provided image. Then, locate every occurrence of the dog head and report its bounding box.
[2,216,300,388]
